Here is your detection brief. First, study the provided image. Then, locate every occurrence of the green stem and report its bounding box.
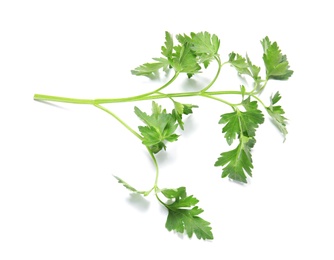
[200,56,224,93]
[250,94,267,108]
[130,71,180,99]
[251,79,268,95]
[34,94,95,104]
[155,192,166,207]
[34,90,245,105]
[201,93,236,107]
[149,150,160,189]
[94,104,143,140]
[33,71,179,105]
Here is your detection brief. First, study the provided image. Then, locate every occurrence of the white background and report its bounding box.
[1,0,333,259]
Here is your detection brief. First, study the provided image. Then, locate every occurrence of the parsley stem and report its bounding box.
[94,104,143,141]
[200,93,235,107]
[35,90,246,104]
[147,148,160,191]
[34,94,95,104]
[250,94,266,108]
[94,90,245,103]
[200,56,224,93]
[155,192,166,207]
[251,79,268,95]
[33,72,179,105]
[127,71,180,100]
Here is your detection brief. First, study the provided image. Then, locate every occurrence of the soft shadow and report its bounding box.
[143,147,171,166]
[176,232,185,240]
[154,150,170,165]
[228,178,249,186]
[125,193,150,212]
[180,116,198,136]
[179,77,211,92]
[237,74,250,87]
[34,100,68,110]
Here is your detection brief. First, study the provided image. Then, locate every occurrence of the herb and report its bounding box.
[161,187,213,240]
[134,101,179,153]
[34,31,293,240]
[215,97,264,183]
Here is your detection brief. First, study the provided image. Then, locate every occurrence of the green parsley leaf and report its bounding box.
[190,31,220,68]
[219,97,264,145]
[229,52,250,75]
[246,54,261,80]
[215,136,256,183]
[172,107,185,131]
[175,33,192,45]
[240,85,246,99]
[261,36,293,80]
[131,32,174,77]
[172,42,201,77]
[161,187,213,240]
[266,92,288,140]
[135,101,179,153]
[131,58,169,77]
[271,91,282,104]
[190,32,220,56]
[217,98,264,182]
[161,31,174,59]
[173,100,184,115]
[114,175,150,196]
[132,31,220,78]
[228,52,261,81]
[171,101,198,130]
[114,175,139,193]
[176,32,220,68]
[182,104,198,115]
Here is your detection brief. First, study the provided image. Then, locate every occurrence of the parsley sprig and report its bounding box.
[34,31,293,240]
